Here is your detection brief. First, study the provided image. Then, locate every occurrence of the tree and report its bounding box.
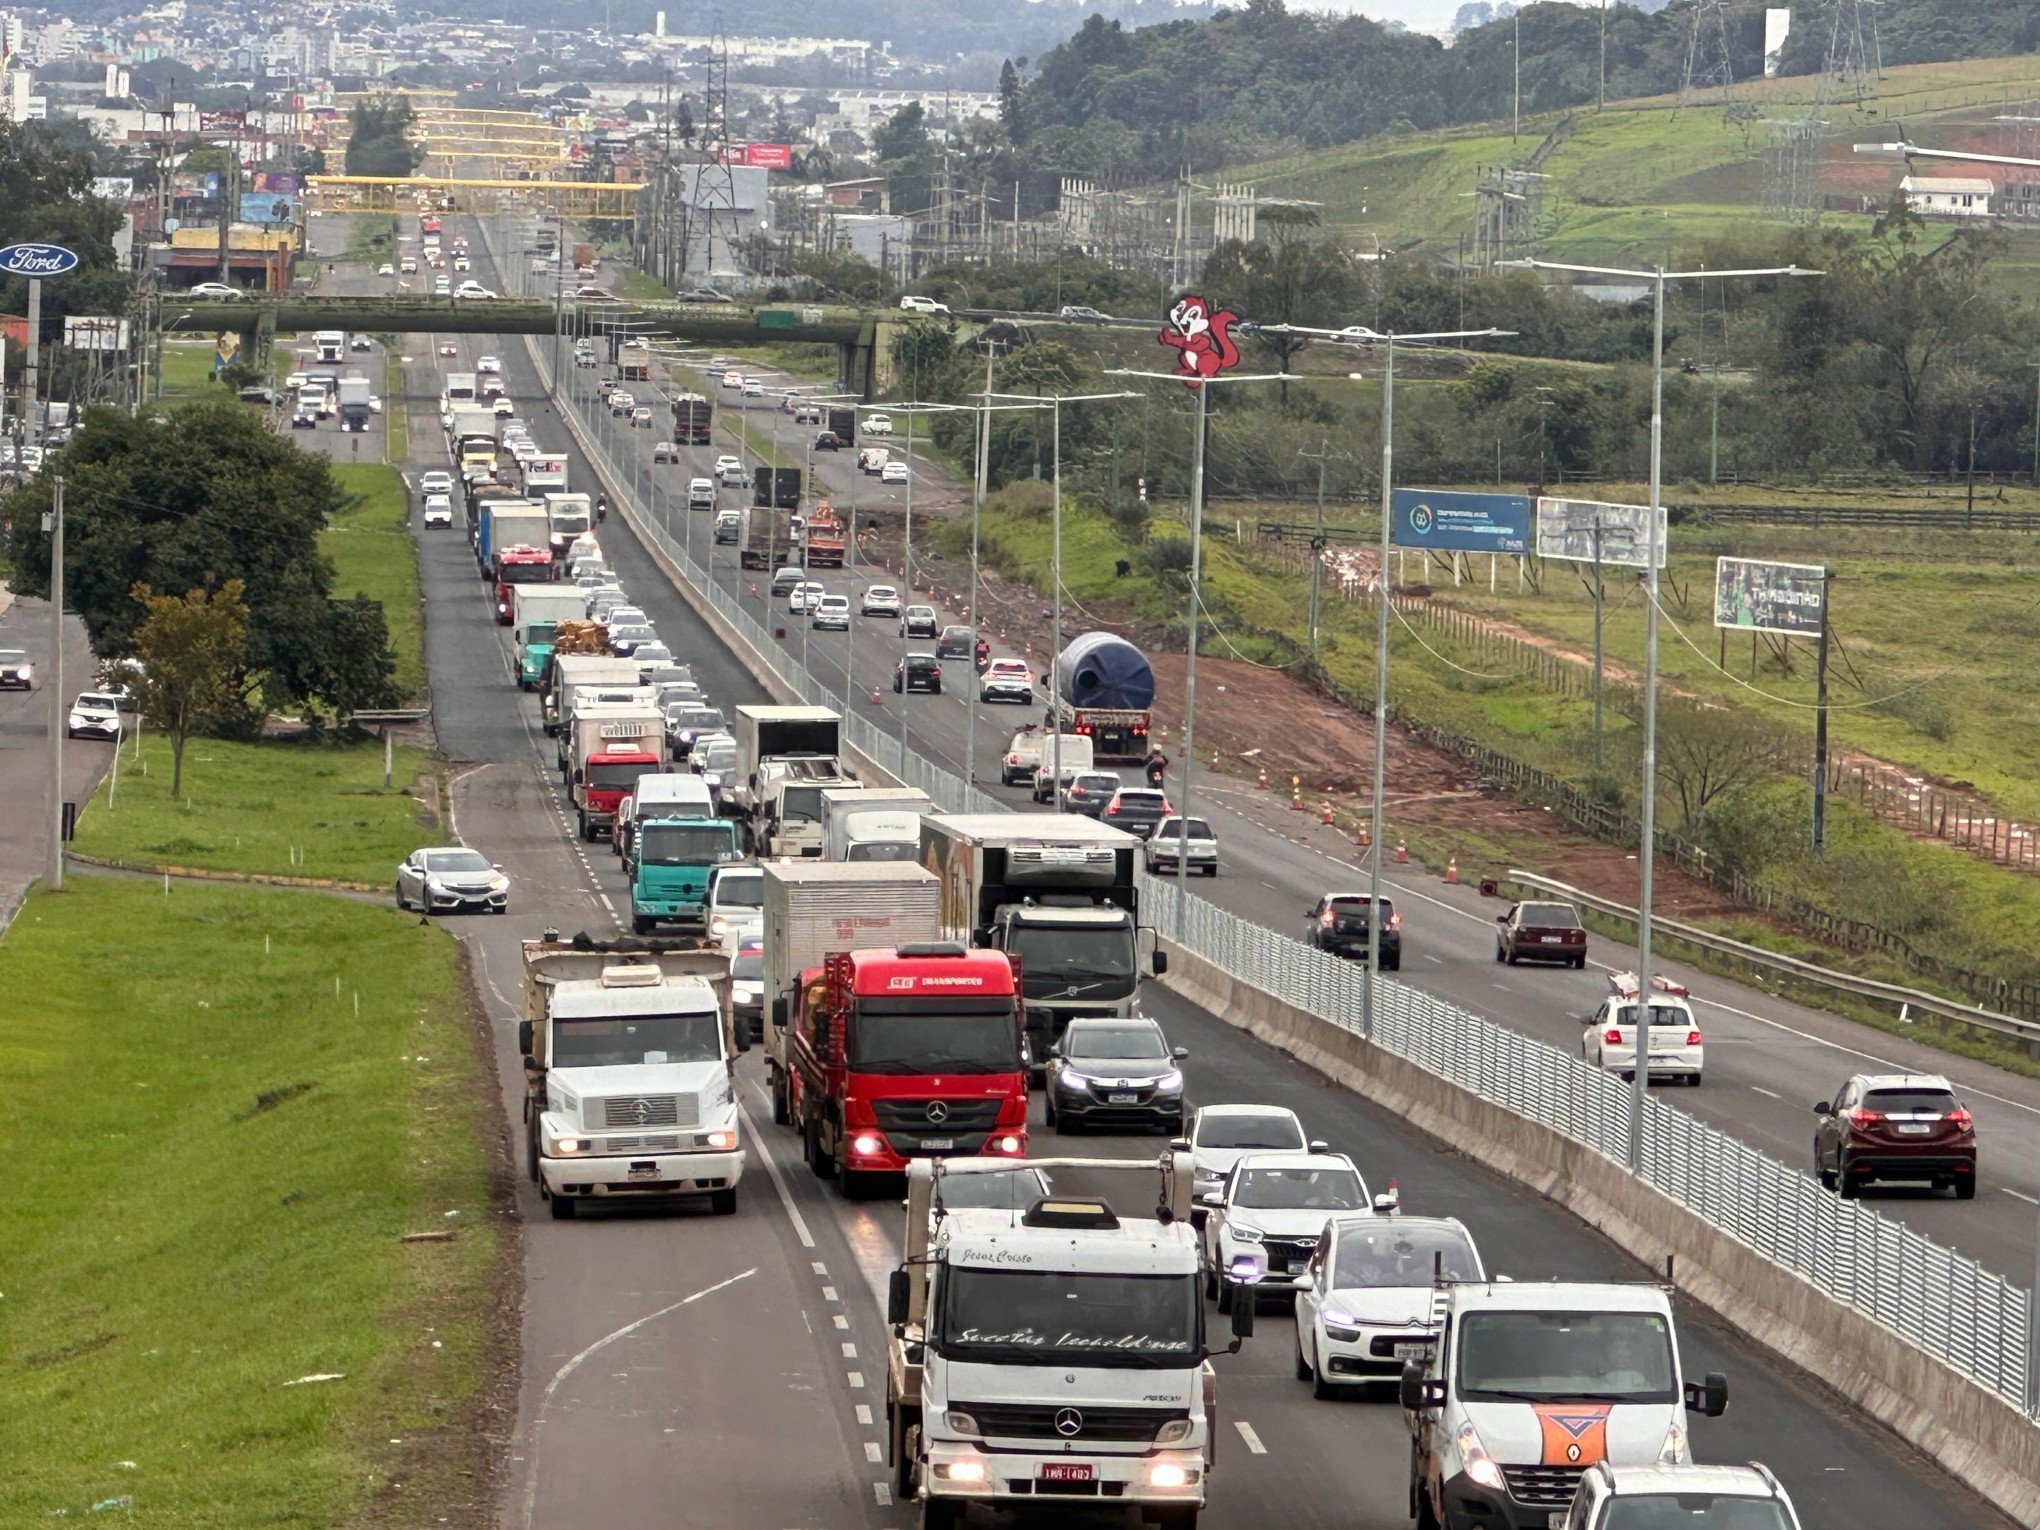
[0,119,127,330]
[998,59,1026,143]
[345,94,423,178]
[672,97,696,145]
[129,579,248,799]
[2,402,399,719]
[1199,211,1362,388]
[1636,696,1799,835]
[873,101,930,163]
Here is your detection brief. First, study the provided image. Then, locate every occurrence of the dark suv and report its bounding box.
[1101,786,1171,839]
[936,624,976,660]
[1815,1073,1976,1198]
[1060,771,1123,817]
[894,653,943,694]
[1307,894,1401,969]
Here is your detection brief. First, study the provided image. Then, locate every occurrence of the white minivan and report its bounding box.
[612,773,716,858]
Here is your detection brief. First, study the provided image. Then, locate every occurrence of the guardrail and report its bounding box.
[535,270,2040,1431]
[1502,869,2040,1052]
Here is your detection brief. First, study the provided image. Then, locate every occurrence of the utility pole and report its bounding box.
[1298,439,1343,663]
[2030,362,2040,486]
[1590,517,1606,769]
[1812,567,1833,853]
[1967,402,1978,526]
[1513,8,1522,142]
[47,476,64,891]
[1599,0,1608,111]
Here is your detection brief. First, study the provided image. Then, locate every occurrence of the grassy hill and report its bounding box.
[1229,53,2040,266]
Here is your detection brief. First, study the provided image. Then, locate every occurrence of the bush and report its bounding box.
[1137,535,1195,591]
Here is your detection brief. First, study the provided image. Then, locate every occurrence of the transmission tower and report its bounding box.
[694,30,738,283]
[1676,0,1740,121]
[1818,0,1876,106]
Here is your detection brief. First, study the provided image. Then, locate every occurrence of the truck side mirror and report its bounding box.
[517,1020,533,1057]
[1152,950,1168,976]
[887,1267,910,1327]
[772,996,787,1028]
[1230,1295,1254,1340]
[572,767,584,784]
[1686,1371,1729,1417]
[1399,1362,1439,1411]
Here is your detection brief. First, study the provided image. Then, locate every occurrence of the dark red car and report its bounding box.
[1814,1073,1976,1199]
[1495,900,1588,968]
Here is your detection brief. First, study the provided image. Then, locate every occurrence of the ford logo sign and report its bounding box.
[0,243,80,278]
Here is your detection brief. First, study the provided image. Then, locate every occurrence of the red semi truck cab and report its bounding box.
[573,749,663,839]
[789,943,1027,1194]
[494,545,555,623]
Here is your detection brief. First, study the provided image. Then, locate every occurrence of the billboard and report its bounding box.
[1390,489,1532,555]
[198,109,246,135]
[90,176,134,202]
[64,316,128,351]
[1535,497,1667,568]
[239,192,294,225]
[743,142,793,169]
[1713,557,1827,637]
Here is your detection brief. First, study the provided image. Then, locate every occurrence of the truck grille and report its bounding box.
[956,1401,1187,1444]
[1500,1465,1584,1507]
[599,1095,692,1130]
[601,1135,681,1153]
[872,1097,1001,1154]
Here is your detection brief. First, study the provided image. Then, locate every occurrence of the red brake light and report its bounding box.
[1320,910,1335,927]
[1106,802,1119,814]
[1849,1108,1879,1129]
[1605,1028,1624,1044]
[1948,1108,1973,1128]
[1387,912,1403,932]
[1686,1030,1703,1046]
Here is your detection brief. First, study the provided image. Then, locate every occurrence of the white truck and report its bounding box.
[919,814,1162,1072]
[821,785,931,862]
[886,1152,1252,1530]
[542,491,593,559]
[733,703,843,807]
[999,727,1092,796]
[509,586,589,689]
[1401,1279,1728,1530]
[337,375,373,432]
[517,934,745,1220]
[760,860,940,1124]
[543,654,642,735]
[525,454,571,497]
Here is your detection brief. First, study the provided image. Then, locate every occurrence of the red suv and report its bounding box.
[1814,1073,1976,1199]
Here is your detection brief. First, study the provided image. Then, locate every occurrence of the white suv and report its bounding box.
[1582,971,1704,1085]
[898,294,949,315]
[1564,1462,1801,1530]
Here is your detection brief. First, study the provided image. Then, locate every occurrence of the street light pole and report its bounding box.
[967,344,995,791]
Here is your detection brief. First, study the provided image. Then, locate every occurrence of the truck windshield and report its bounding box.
[849,997,1020,1075]
[1601,1498,1792,1530]
[1008,923,1135,998]
[589,762,659,790]
[501,563,551,584]
[551,1012,720,1066]
[1455,1311,1678,1404]
[935,1268,1201,1369]
[638,824,740,865]
[845,839,916,862]
[779,785,826,822]
[526,622,558,647]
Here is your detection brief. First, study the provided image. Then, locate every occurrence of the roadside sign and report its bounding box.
[1535,498,1667,568]
[1713,557,1826,636]
[1390,489,1532,555]
[0,242,80,278]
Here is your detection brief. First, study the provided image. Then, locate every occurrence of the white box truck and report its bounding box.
[760,860,940,1124]
[543,653,642,735]
[821,785,932,862]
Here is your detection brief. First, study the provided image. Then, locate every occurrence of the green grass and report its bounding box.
[157,340,225,403]
[71,733,440,886]
[383,346,407,463]
[327,463,426,698]
[0,875,497,1526]
[608,263,668,302]
[343,213,397,266]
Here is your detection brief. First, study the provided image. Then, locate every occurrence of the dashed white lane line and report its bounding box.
[812,1261,828,1276]
[864,1442,884,1463]
[834,1314,850,1330]
[847,1371,866,1389]
[2001,1188,2040,1206]
[823,1285,839,1302]
[842,1342,858,1359]
[1235,1420,1268,1455]
[1750,1086,1782,1100]
[874,1484,893,1507]
[856,1404,874,1426]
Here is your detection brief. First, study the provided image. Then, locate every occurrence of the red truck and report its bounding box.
[787,943,1027,1198]
[494,544,555,624]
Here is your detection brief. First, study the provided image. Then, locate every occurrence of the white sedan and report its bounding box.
[713,454,745,482]
[454,281,497,299]
[1294,1215,1483,1396]
[419,470,454,496]
[788,581,827,614]
[422,493,453,528]
[66,691,124,740]
[880,460,909,485]
[978,659,1033,704]
[1200,1151,1389,1311]
[742,378,765,398]
[860,584,902,617]
[477,354,503,374]
[1582,971,1704,1084]
[810,594,851,631]
[189,281,241,299]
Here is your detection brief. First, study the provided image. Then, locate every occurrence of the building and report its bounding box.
[1899,175,1993,219]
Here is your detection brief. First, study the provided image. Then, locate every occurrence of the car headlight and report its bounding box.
[1658,1420,1688,1465]
[1227,1220,1264,1242]
[1320,1305,1362,1342]
[1154,1069,1184,1093]
[1455,1420,1506,1493]
[1058,1067,1094,1088]
[424,877,446,893]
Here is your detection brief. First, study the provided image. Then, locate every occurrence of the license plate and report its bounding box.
[1898,1122,1931,1135]
[1649,1055,1678,1064]
[627,1162,660,1182]
[1541,935,1562,944]
[1040,1463,1094,1483]
[921,1137,954,1151]
[1287,1260,1308,1274]
[1392,1339,1433,1358]
[1108,1092,1138,1104]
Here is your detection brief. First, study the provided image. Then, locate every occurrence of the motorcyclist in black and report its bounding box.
[1145,748,1168,788]
[595,494,608,524]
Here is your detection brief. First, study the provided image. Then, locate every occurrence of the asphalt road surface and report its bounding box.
[0,595,108,910]
[349,208,2017,1530]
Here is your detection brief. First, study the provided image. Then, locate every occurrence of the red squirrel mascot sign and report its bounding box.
[1159,293,1241,389]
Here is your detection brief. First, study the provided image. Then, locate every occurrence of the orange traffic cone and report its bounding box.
[1257,765,1268,790]
[1289,777,1303,811]
[870,686,883,705]
[1355,823,1370,853]
[1394,839,1407,864]
[1320,801,1334,826]
[1445,856,1459,884]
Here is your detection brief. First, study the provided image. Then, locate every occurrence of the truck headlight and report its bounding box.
[1454,1420,1506,1493]
[1149,1463,1192,1488]
[1154,1418,1194,1446]
[698,1129,737,1151]
[552,1136,590,1155]
[943,1411,980,1437]
[851,1133,884,1157]
[934,1461,986,1483]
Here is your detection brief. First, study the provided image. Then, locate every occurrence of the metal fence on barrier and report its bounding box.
[552,332,2037,1418]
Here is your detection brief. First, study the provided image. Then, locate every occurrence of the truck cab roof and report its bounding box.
[552,970,722,1017]
[936,1205,1199,1276]
[1438,1280,1675,1316]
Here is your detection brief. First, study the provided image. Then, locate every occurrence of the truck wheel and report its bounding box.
[1413,1465,1441,1530]
[525,1125,540,1183]
[708,1187,737,1215]
[1151,1510,1198,1530]
[1043,1090,1057,1128]
[891,1406,919,1502]
[632,916,653,934]
[839,1169,868,1201]
[576,810,589,839]
[806,1119,837,1179]
[549,1193,578,1220]
[1216,1278,1234,1316]
[771,1072,790,1127]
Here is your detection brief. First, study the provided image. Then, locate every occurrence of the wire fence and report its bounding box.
[548,322,2038,1419]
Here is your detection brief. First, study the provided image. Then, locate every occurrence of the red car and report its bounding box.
[1814,1072,1976,1199]
[1495,900,1588,967]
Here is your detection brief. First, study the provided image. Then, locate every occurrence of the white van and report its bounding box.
[1030,732,1095,802]
[1403,1281,1727,1530]
[1000,728,1089,789]
[613,773,716,857]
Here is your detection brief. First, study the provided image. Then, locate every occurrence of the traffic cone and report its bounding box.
[1356,823,1370,851]
[1289,777,1303,811]
[1445,856,1459,884]
[1257,765,1268,790]
[870,686,882,705]
[1394,839,1407,864]
[1320,801,1334,826]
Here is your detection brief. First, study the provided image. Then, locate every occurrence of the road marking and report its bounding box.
[520,1267,756,1529]
[842,1342,858,1359]
[856,1404,874,1425]
[847,1371,866,1389]
[812,1260,828,1275]
[1234,1420,1268,1455]
[736,1099,814,1250]
[823,1286,839,1302]
[1423,954,1443,965]
[1491,983,1511,992]
[2001,1188,2040,1206]
[834,1314,849,1330]
[873,1484,893,1507]
[1750,1086,1781,1100]
[864,1442,884,1463]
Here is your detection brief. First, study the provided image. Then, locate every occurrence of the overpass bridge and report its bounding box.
[164,294,890,396]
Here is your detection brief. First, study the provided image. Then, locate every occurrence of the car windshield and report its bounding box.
[935,1267,1200,1370]
[696,742,737,772]
[1600,1497,1793,1530]
[1067,1024,1168,1061]
[1518,903,1581,928]
[1197,1113,1305,1151]
[424,850,492,873]
[551,1011,720,1067]
[848,997,1021,1074]
[1611,1002,1693,1029]
[1329,897,1391,919]
[1233,1165,1365,1211]
[1009,924,1135,997]
[1333,1224,1480,1286]
[1455,1310,1678,1403]
[637,823,740,865]
[732,946,763,980]
[1114,793,1165,812]
[1074,774,1119,793]
[76,694,120,710]
[1156,818,1213,841]
[713,872,764,908]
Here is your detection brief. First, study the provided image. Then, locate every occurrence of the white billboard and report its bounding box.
[64,316,129,352]
[1535,498,1668,569]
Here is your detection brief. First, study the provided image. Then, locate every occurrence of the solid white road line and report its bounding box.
[738,1094,816,1250]
[1235,1420,1268,1455]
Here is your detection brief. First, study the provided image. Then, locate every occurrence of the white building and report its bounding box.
[1900,175,1994,219]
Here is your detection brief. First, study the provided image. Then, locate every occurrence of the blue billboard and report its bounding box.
[1390,489,1532,555]
[239,192,294,225]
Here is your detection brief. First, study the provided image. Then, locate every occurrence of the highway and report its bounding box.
[347,207,2020,1528]
[470,214,2040,1293]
